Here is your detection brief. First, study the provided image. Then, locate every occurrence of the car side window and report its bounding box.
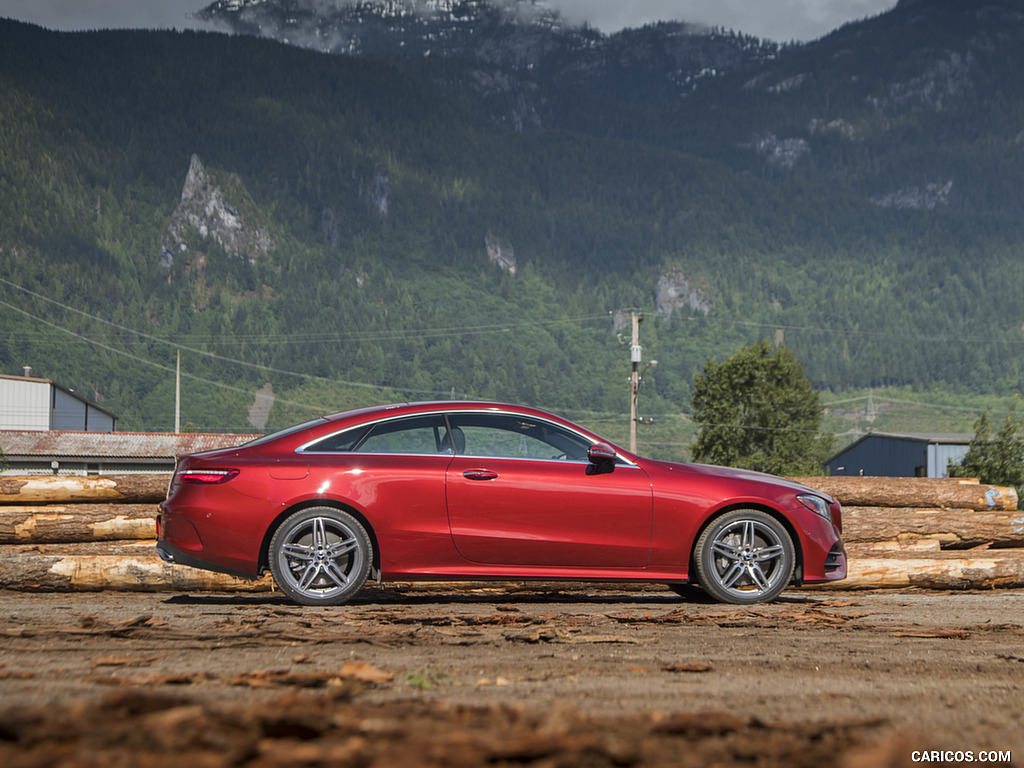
[303,425,370,453]
[447,413,591,461]
[353,415,448,454]
[302,415,448,454]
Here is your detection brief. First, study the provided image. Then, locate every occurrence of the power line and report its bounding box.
[0,278,1007,433]
[0,279,501,399]
[0,277,611,344]
[5,277,1022,349]
[0,277,638,417]
[729,318,1022,346]
[0,286,636,418]
[823,393,987,414]
[0,297,455,406]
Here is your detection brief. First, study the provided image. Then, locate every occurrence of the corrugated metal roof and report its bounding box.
[0,430,259,460]
[862,431,972,444]
[0,373,51,384]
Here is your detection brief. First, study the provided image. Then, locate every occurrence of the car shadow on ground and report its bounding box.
[160,588,824,608]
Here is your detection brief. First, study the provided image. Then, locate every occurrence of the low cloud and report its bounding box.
[2,0,898,42]
[552,0,897,41]
[0,0,207,32]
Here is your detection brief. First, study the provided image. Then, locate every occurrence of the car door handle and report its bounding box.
[463,469,499,481]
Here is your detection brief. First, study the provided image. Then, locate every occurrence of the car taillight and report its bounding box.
[176,468,240,484]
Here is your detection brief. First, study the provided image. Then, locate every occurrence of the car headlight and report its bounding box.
[797,494,832,523]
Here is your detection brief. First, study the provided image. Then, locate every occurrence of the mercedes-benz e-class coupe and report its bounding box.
[158,401,845,605]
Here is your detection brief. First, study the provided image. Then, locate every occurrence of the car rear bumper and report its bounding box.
[156,539,258,581]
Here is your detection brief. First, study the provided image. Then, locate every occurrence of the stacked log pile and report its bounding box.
[0,474,272,593]
[791,476,1024,590]
[1,474,1022,593]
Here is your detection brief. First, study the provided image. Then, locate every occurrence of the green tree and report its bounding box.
[949,398,1024,490]
[691,340,832,476]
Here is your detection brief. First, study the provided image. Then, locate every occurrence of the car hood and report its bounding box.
[650,459,834,499]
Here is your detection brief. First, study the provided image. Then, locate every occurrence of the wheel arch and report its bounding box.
[258,499,381,578]
[689,503,805,586]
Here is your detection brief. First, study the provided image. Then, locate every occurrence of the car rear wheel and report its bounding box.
[693,509,794,605]
[268,507,372,606]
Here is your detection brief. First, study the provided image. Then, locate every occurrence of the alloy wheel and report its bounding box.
[269,508,371,606]
[694,510,794,604]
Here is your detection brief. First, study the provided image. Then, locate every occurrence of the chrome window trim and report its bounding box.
[295,407,638,466]
[448,453,644,469]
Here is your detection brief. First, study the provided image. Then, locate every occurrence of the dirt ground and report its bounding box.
[1,584,1022,767]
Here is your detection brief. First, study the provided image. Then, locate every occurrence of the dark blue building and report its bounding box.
[825,432,970,478]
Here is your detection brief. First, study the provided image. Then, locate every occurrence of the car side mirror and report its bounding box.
[587,443,617,474]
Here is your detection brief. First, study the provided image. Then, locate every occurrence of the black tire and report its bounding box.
[268,507,372,606]
[693,509,794,605]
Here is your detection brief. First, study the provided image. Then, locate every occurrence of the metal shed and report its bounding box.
[0,371,116,432]
[825,432,971,478]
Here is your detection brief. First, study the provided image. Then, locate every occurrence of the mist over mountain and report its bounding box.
[197,0,1024,217]
[196,0,780,132]
[1,0,1023,442]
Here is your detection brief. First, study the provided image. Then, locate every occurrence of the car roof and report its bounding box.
[314,401,612,448]
[322,401,555,422]
[198,401,631,461]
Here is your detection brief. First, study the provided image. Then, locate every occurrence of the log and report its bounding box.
[0,474,170,504]
[818,547,1024,590]
[0,504,158,544]
[0,541,272,593]
[843,538,944,553]
[841,506,1024,549]
[4,539,1024,593]
[789,476,1018,511]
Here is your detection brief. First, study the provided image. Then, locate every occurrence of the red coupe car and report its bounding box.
[157,401,845,605]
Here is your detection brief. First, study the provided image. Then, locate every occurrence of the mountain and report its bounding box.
[196,0,780,133]
[198,0,1024,211]
[667,0,1024,196]
[197,0,583,62]
[1,0,1024,446]
[194,0,1024,374]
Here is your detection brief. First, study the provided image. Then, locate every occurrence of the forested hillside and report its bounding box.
[1,1,1023,455]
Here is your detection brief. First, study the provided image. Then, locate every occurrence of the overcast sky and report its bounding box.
[0,0,898,42]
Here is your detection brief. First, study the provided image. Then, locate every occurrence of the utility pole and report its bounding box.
[627,310,658,454]
[175,350,181,434]
[629,311,642,454]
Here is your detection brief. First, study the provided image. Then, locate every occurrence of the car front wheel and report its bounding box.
[268,507,372,606]
[693,509,794,605]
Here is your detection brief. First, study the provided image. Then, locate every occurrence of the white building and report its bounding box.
[0,370,116,432]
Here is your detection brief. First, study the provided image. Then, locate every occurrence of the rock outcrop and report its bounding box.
[160,154,273,269]
[656,272,711,317]
[485,233,516,274]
